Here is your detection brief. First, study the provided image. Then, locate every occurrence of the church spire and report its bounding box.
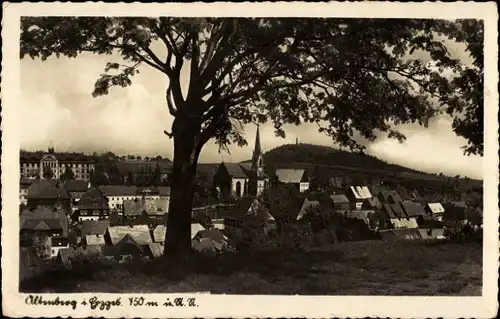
[254,124,262,156]
[251,124,264,177]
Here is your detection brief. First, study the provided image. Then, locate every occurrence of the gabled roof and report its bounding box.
[81,220,110,236]
[152,225,166,243]
[78,186,108,210]
[114,234,143,253]
[382,204,397,219]
[297,198,320,220]
[276,169,307,184]
[106,225,152,246]
[27,180,70,199]
[246,199,275,221]
[58,246,103,264]
[147,243,163,258]
[401,202,426,217]
[64,180,90,193]
[123,198,168,216]
[363,197,382,209]
[389,203,407,218]
[427,203,445,214]
[222,162,248,179]
[98,185,137,197]
[20,206,68,236]
[191,223,206,239]
[349,186,372,200]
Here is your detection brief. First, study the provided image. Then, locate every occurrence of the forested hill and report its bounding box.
[247,143,424,174]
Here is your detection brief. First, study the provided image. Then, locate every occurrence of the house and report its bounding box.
[378,190,403,204]
[20,206,69,258]
[26,179,71,211]
[347,210,377,229]
[362,196,382,210]
[425,203,445,221]
[98,186,138,211]
[109,234,144,263]
[74,186,110,222]
[213,162,250,199]
[346,186,372,210]
[105,225,153,246]
[275,168,310,192]
[222,198,276,242]
[442,202,467,223]
[79,220,110,246]
[400,202,427,218]
[192,228,231,253]
[57,245,103,266]
[191,223,206,240]
[64,180,91,211]
[123,197,169,223]
[329,194,350,212]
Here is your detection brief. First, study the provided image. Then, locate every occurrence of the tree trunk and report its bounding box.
[164,117,202,257]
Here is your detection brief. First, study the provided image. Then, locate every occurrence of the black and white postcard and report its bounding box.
[2,2,499,318]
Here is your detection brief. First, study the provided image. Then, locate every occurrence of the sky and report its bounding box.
[19,31,483,180]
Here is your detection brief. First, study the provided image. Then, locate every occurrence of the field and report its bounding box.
[21,239,482,295]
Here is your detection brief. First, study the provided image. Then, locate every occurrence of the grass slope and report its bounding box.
[21,240,482,295]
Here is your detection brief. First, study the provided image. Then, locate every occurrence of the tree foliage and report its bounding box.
[21,17,483,154]
[42,166,54,180]
[60,164,75,180]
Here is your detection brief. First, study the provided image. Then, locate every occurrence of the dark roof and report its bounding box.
[390,203,407,218]
[382,204,397,219]
[64,180,90,192]
[307,192,334,211]
[98,186,136,197]
[27,180,70,199]
[330,194,349,204]
[20,207,68,236]
[114,234,144,253]
[78,186,109,209]
[401,202,426,217]
[81,220,110,235]
[222,162,249,179]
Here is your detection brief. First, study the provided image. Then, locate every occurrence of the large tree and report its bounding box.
[21,17,483,256]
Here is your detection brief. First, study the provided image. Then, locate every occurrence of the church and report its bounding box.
[213,125,269,199]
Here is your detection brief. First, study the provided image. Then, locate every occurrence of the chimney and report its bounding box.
[296,138,299,145]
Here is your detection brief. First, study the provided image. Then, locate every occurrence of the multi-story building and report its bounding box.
[20,146,95,181]
[98,185,171,211]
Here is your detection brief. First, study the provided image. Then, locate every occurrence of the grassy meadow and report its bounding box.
[21,239,482,296]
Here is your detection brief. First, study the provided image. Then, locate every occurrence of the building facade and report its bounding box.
[20,146,95,181]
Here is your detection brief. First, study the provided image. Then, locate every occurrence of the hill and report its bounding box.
[243,143,482,192]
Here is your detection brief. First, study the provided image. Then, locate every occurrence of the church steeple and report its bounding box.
[251,124,264,177]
